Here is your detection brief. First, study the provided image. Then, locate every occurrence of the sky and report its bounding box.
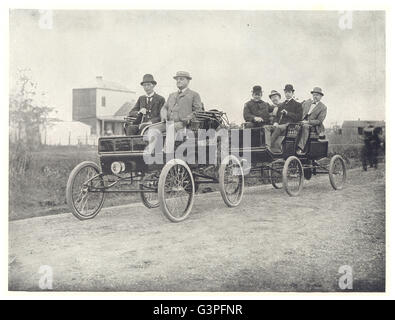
[9,10,386,127]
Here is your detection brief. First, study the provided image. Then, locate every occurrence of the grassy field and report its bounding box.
[9,143,370,221]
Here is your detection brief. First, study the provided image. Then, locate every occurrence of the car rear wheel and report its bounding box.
[140,172,160,209]
[283,156,304,197]
[329,155,347,190]
[270,159,285,189]
[219,155,244,207]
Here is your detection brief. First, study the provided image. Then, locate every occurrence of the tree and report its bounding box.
[9,68,57,148]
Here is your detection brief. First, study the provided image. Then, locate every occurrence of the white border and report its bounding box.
[1,0,393,300]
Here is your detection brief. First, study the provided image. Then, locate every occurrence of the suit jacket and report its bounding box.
[275,98,303,125]
[161,88,203,122]
[128,93,165,124]
[301,99,327,134]
[243,99,271,124]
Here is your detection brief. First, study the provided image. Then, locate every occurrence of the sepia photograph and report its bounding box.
[6,6,387,295]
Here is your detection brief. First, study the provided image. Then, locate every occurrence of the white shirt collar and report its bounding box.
[146,92,155,98]
[179,87,188,93]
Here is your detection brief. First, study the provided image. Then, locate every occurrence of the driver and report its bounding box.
[125,74,165,135]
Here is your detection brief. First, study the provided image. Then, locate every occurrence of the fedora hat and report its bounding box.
[269,90,281,99]
[140,74,157,86]
[284,84,295,92]
[173,71,192,80]
[310,87,324,96]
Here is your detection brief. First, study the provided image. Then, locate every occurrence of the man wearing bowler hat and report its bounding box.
[125,74,165,135]
[270,84,303,152]
[243,85,272,148]
[297,87,327,154]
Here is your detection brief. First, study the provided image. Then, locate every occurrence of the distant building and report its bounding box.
[72,76,136,136]
[41,121,92,145]
[341,120,385,143]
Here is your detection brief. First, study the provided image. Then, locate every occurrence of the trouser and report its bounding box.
[144,121,185,154]
[297,124,311,151]
[243,122,272,148]
[125,122,151,136]
[270,124,288,151]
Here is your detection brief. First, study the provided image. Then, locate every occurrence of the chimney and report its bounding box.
[96,76,103,82]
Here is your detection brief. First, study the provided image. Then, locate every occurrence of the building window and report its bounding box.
[101,96,106,107]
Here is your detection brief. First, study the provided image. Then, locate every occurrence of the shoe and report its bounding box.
[296,148,305,155]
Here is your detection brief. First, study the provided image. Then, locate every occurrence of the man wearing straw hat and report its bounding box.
[296,86,327,154]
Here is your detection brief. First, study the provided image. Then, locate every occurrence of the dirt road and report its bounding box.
[9,167,385,292]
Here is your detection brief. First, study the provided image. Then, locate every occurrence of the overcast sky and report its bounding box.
[9,10,385,126]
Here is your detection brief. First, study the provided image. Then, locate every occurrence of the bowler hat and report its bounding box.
[173,71,192,80]
[310,87,324,96]
[140,74,157,86]
[269,90,281,99]
[284,84,295,92]
[252,85,262,94]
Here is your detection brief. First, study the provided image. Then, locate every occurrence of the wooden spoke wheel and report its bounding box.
[158,159,195,222]
[219,155,244,207]
[270,159,285,189]
[140,172,160,209]
[329,155,347,190]
[282,156,304,197]
[66,161,105,220]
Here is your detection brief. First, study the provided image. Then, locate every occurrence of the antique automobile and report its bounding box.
[66,110,245,223]
[66,110,347,223]
[234,122,347,196]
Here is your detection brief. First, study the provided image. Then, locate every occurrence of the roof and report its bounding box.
[96,115,126,122]
[77,77,135,93]
[114,102,134,116]
[342,120,385,128]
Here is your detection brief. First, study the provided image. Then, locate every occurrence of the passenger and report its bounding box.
[147,71,203,153]
[270,84,303,152]
[125,74,165,135]
[268,90,282,125]
[297,87,327,154]
[243,85,272,148]
[155,71,203,132]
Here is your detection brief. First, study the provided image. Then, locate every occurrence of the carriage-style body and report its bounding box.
[66,110,346,222]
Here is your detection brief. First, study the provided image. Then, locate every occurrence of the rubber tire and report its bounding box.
[158,159,195,222]
[66,161,105,220]
[270,159,285,189]
[282,156,304,197]
[219,155,245,207]
[329,154,347,190]
[140,173,160,209]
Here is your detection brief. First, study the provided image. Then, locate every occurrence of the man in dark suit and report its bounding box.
[125,74,165,135]
[242,85,272,148]
[270,84,303,152]
[297,87,327,154]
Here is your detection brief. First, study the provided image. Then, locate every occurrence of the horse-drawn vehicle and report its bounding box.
[66,109,347,223]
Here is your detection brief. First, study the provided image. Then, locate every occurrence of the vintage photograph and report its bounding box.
[8,9,385,292]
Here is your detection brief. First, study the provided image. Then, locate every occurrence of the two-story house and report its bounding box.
[72,76,136,136]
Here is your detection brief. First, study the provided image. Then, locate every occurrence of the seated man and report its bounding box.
[147,71,203,153]
[268,90,282,125]
[243,85,272,148]
[296,87,327,154]
[125,74,165,135]
[270,84,303,152]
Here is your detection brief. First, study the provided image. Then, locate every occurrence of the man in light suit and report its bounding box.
[297,87,327,154]
[147,71,203,154]
[160,71,203,130]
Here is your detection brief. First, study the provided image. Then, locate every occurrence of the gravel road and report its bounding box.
[9,166,385,292]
